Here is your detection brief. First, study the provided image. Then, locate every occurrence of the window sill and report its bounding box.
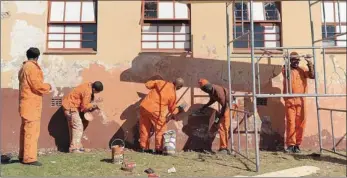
[323,48,346,54]
[43,50,97,55]
[140,49,192,55]
[232,49,283,55]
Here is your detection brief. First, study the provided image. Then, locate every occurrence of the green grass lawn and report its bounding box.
[1,150,346,177]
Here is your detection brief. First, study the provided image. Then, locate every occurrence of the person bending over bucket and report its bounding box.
[62,81,104,153]
[196,78,238,155]
[139,77,185,155]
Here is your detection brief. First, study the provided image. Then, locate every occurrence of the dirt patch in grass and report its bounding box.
[1,150,346,177]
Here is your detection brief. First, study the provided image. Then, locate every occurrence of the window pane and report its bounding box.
[65,34,80,41]
[65,42,80,48]
[233,35,248,48]
[253,2,265,21]
[335,2,346,23]
[48,34,64,40]
[175,2,188,19]
[264,2,280,20]
[158,26,173,33]
[175,34,190,41]
[142,35,157,41]
[49,25,64,33]
[65,2,81,21]
[235,2,248,21]
[175,42,190,49]
[48,42,64,48]
[82,24,97,50]
[321,2,334,23]
[158,34,173,41]
[81,1,95,22]
[336,25,346,47]
[158,2,174,19]
[50,1,64,22]
[174,26,190,34]
[65,25,81,33]
[159,42,173,48]
[144,2,157,18]
[142,42,157,49]
[142,25,157,33]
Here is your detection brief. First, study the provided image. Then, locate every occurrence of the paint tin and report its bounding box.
[121,162,136,172]
[111,145,124,164]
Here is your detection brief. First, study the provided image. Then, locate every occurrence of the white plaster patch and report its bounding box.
[15,1,46,15]
[1,20,45,89]
[235,166,320,177]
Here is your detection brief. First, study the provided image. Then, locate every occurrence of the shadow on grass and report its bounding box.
[100,159,113,163]
[291,153,347,166]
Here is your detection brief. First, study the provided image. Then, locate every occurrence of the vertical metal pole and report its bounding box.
[257,58,261,94]
[337,0,342,38]
[237,114,241,152]
[284,52,289,94]
[233,2,237,40]
[241,0,244,34]
[322,1,328,93]
[309,0,323,154]
[245,113,249,158]
[226,2,234,154]
[250,0,260,172]
[330,110,336,152]
[287,49,293,95]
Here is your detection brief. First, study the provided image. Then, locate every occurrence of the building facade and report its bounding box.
[1,1,346,152]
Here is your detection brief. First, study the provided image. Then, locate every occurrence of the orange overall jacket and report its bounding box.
[18,60,51,121]
[62,82,93,113]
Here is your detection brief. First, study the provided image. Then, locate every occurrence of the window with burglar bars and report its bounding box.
[47,0,97,51]
[233,1,282,50]
[141,0,191,52]
[321,1,346,47]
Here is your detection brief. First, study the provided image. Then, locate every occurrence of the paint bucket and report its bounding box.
[110,139,125,164]
[163,130,176,155]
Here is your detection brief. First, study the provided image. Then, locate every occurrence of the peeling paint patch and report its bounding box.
[15,1,46,15]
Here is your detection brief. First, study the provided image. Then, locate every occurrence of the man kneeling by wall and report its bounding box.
[62,81,104,153]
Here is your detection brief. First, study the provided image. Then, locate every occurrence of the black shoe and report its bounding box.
[217,148,230,155]
[139,148,154,154]
[19,158,23,163]
[285,145,295,153]
[22,161,42,166]
[294,145,301,153]
[154,150,163,155]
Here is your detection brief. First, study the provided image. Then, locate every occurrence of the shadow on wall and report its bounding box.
[48,107,90,153]
[119,52,285,151]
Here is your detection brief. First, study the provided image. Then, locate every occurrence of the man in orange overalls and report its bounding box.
[283,52,315,153]
[18,47,52,166]
[197,79,238,154]
[62,81,103,153]
[139,78,184,154]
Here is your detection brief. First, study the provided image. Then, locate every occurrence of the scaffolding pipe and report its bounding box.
[315,32,347,43]
[228,31,250,45]
[337,0,342,38]
[330,110,336,152]
[254,46,345,50]
[286,49,293,94]
[322,1,328,93]
[229,93,347,98]
[241,0,244,34]
[226,1,235,155]
[284,51,289,94]
[318,108,347,112]
[309,0,323,154]
[229,55,287,58]
[244,113,249,158]
[249,0,260,172]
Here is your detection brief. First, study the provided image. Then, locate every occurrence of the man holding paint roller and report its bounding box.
[62,81,104,153]
[196,79,238,154]
[139,77,185,155]
[282,52,314,153]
